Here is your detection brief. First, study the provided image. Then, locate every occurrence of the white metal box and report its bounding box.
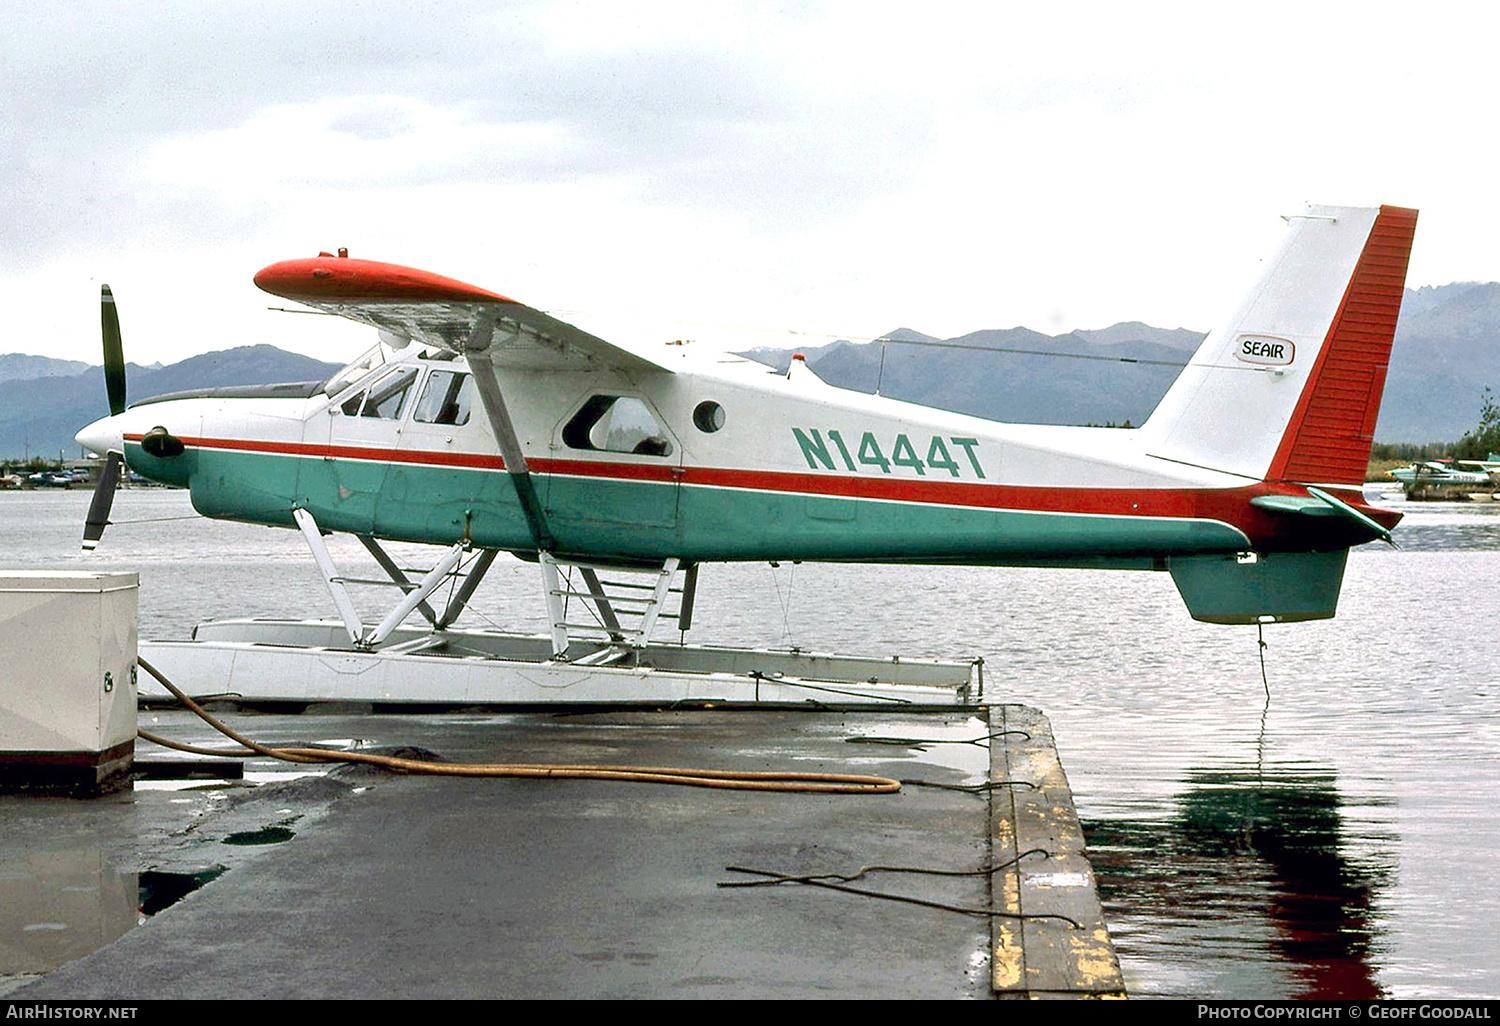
[0,571,138,794]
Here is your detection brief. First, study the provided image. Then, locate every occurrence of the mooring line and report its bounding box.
[1257,621,1272,703]
[845,728,1031,748]
[719,847,1052,888]
[718,862,1082,928]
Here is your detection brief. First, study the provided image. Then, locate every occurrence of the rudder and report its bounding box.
[1264,205,1418,486]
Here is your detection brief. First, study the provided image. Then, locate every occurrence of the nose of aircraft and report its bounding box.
[75,414,124,457]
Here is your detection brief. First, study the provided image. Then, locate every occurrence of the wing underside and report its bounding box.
[254,255,673,374]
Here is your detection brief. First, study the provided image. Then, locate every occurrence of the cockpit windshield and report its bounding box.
[321,342,391,398]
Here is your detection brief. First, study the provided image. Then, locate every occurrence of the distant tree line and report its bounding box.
[1,456,66,475]
[1369,441,1451,461]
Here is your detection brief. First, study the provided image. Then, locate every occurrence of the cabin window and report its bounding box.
[413,371,477,426]
[340,366,419,419]
[563,395,674,457]
[692,401,725,433]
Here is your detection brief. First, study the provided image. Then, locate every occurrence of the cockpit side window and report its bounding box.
[562,395,674,457]
[413,370,477,426]
[339,366,419,419]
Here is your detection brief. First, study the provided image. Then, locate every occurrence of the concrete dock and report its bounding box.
[5,703,1123,1000]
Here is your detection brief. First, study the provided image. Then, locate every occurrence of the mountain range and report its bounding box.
[745,283,1499,443]
[1,281,1495,460]
[0,346,341,461]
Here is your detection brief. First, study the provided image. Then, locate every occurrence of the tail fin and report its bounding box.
[1139,204,1417,486]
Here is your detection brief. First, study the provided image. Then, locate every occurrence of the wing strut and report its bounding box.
[466,313,556,553]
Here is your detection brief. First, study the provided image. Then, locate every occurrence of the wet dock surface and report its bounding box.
[6,704,1121,999]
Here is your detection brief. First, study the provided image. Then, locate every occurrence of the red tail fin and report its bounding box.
[1266,205,1418,486]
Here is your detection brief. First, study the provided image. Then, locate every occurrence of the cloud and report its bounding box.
[4,0,1500,365]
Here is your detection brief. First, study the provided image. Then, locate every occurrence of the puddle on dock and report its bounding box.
[1,732,335,993]
[823,714,993,781]
[224,818,299,846]
[134,769,329,792]
[0,852,222,990]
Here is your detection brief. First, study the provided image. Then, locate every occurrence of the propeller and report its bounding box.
[101,285,126,417]
[82,451,122,550]
[82,285,127,551]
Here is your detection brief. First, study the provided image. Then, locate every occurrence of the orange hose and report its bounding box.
[136,657,900,794]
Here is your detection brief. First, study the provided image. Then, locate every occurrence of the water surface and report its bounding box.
[1,486,1496,998]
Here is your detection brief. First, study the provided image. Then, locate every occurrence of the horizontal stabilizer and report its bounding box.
[1249,490,1395,545]
[1248,495,1343,515]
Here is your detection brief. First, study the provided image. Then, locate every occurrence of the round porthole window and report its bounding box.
[693,400,726,433]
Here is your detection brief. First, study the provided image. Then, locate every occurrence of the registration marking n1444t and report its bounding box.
[793,429,985,478]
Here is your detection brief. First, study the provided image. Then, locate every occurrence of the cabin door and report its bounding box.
[303,365,419,535]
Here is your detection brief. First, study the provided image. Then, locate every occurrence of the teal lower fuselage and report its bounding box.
[130,437,1266,569]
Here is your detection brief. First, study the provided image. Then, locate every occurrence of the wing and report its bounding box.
[254,254,673,374]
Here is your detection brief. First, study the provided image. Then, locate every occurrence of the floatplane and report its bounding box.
[75,203,1417,706]
[1390,459,1496,491]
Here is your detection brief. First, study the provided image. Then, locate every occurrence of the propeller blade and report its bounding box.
[82,451,123,551]
[101,285,126,417]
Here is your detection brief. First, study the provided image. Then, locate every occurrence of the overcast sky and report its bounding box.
[4,1,1497,366]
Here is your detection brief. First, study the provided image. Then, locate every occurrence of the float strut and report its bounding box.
[357,534,439,626]
[293,508,364,646]
[366,543,467,646]
[436,549,499,629]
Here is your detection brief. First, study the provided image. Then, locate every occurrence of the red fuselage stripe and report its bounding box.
[126,432,1398,538]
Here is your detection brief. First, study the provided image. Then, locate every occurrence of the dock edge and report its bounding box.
[989,704,1126,999]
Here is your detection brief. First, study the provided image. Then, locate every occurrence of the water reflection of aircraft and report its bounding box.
[75,205,1416,664]
[1084,767,1392,999]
